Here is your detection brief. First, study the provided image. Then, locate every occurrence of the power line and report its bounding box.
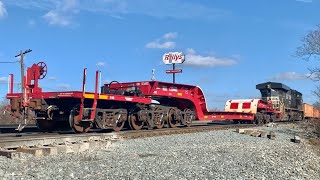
[0,82,21,84]
[0,49,32,64]
[0,61,19,64]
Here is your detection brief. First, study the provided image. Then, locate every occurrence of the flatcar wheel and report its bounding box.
[254,113,263,125]
[154,107,165,129]
[112,121,125,132]
[155,117,165,129]
[36,120,56,131]
[112,112,125,132]
[128,113,143,130]
[184,109,194,127]
[264,115,270,124]
[69,109,92,133]
[167,108,178,128]
[271,114,278,122]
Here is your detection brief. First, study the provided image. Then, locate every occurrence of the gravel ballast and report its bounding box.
[0,124,320,179]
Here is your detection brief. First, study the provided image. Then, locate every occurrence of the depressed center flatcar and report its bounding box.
[6,62,254,133]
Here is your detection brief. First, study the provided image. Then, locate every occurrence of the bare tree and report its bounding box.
[296,25,320,103]
[296,25,320,80]
[313,86,320,99]
[0,98,16,125]
[296,25,320,60]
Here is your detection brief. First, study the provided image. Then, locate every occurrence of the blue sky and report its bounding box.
[0,0,319,110]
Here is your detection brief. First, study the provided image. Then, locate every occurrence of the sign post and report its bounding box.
[162,52,185,83]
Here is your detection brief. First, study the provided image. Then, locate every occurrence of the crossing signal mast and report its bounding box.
[162,52,185,83]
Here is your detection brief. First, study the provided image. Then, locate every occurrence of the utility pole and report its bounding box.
[14,49,32,131]
[15,49,32,104]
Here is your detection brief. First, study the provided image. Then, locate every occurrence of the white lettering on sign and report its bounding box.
[163,52,185,64]
[165,69,182,74]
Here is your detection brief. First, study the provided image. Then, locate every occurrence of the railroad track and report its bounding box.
[0,126,39,134]
[0,121,256,150]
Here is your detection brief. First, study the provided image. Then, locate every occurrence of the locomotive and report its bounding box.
[225,82,305,123]
[256,82,304,121]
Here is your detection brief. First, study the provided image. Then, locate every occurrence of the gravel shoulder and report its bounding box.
[0,122,320,180]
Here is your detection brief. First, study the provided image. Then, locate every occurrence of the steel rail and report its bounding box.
[0,123,256,149]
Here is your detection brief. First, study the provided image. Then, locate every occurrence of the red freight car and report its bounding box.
[6,62,254,133]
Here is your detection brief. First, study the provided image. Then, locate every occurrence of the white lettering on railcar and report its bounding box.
[169,86,178,92]
[162,86,167,91]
